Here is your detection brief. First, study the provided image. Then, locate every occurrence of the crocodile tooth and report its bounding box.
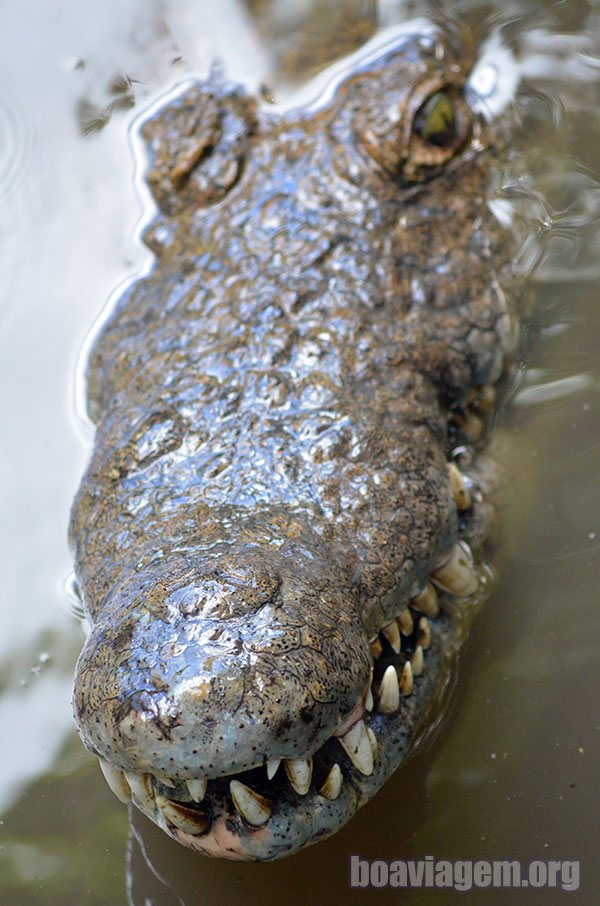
[266,758,281,780]
[381,620,401,653]
[419,616,432,650]
[378,664,400,714]
[400,661,414,696]
[285,757,313,795]
[230,780,272,827]
[411,583,439,617]
[367,727,378,760]
[154,773,176,789]
[447,462,472,511]
[412,645,424,676]
[464,411,483,442]
[319,763,343,801]
[432,542,478,596]
[370,638,383,659]
[126,771,156,814]
[397,609,414,636]
[98,759,130,804]
[339,720,373,776]
[365,687,374,712]
[477,384,496,413]
[186,778,207,802]
[156,794,210,835]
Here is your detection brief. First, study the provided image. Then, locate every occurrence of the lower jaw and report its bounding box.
[124,600,472,861]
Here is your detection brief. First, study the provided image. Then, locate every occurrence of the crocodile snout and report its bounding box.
[73,541,372,783]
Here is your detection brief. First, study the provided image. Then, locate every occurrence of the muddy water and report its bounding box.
[1,1,599,903]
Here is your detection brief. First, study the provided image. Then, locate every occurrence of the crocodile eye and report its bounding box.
[413,91,457,147]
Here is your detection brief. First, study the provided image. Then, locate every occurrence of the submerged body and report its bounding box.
[71,25,519,860]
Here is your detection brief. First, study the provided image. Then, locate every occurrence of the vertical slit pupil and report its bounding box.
[413,91,457,147]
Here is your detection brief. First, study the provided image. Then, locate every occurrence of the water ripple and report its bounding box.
[0,95,34,205]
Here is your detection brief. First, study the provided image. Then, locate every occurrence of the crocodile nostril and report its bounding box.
[173,585,203,617]
[117,690,181,744]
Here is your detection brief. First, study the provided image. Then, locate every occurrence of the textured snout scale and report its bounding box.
[70,25,520,860]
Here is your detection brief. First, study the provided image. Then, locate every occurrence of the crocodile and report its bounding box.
[70,23,520,861]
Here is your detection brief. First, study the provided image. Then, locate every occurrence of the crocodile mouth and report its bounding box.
[93,540,479,861]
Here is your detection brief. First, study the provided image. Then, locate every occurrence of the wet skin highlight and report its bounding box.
[70,25,519,859]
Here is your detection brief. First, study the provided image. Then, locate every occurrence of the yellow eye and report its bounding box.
[413,91,457,147]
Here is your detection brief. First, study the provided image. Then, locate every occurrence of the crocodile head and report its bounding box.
[70,22,519,860]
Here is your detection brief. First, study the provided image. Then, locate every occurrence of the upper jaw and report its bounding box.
[85,540,477,859]
[73,546,373,779]
[94,596,458,860]
[73,467,480,857]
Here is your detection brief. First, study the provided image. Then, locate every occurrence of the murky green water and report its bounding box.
[1,1,599,903]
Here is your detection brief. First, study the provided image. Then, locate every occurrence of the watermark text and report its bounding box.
[349,855,580,892]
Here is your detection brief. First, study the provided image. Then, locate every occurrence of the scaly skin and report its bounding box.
[70,25,519,860]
